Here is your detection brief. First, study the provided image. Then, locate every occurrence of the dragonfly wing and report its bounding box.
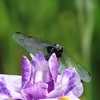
[12,32,54,55]
[58,56,67,74]
[75,63,91,82]
[61,49,91,82]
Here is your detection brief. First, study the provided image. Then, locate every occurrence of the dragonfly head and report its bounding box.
[47,44,63,58]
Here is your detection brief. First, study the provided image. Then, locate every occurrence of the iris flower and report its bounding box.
[0,51,83,100]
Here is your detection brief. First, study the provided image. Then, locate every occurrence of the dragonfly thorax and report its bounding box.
[47,44,63,58]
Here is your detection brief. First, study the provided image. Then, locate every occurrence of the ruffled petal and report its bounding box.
[0,75,22,99]
[62,68,83,97]
[71,72,83,97]
[47,68,82,98]
[21,81,48,100]
[72,84,83,98]
[62,68,76,95]
[0,77,12,98]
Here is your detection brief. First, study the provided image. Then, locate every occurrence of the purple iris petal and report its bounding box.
[0,77,12,98]
[21,81,48,100]
[47,80,54,93]
[21,56,34,89]
[47,68,81,98]
[35,51,46,62]
[47,86,64,98]
[47,53,58,92]
[71,72,83,97]
[49,53,58,82]
[30,51,48,71]
[72,84,83,98]
[61,68,83,97]
[30,52,51,83]
[0,75,23,99]
[61,68,76,95]
[30,53,44,82]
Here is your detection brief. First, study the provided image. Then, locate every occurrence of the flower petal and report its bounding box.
[30,52,51,83]
[49,53,58,82]
[47,80,54,93]
[0,75,22,99]
[35,51,46,62]
[47,53,58,92]
[71,72,83,97]
[30,51,48,71]
[47,68,82,98]
[21,56,33,89]
[0,77,12,98]
[47,86,63,98]
[62,68,76,95]
[21,81,48,100]
[62,68,83,97]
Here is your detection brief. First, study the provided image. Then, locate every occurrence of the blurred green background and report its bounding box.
[0,0,100,100]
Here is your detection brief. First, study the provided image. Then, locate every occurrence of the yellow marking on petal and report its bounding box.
[58,96,71,100]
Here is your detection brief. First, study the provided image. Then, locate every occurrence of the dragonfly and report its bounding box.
[12,32,91,82]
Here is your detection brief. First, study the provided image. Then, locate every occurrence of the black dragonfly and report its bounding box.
[12,32,91,82]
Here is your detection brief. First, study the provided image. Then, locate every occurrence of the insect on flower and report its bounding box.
[12,32,91,82]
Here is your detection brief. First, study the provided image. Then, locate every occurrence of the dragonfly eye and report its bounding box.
[53,46,63,58]
[55,44,62,51]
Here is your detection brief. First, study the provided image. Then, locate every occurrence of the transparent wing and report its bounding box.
[59,49,92,82]
[12,32,54,55]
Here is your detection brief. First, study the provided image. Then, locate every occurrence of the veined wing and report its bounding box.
[12,32,54,55]
[60,49,92,82]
